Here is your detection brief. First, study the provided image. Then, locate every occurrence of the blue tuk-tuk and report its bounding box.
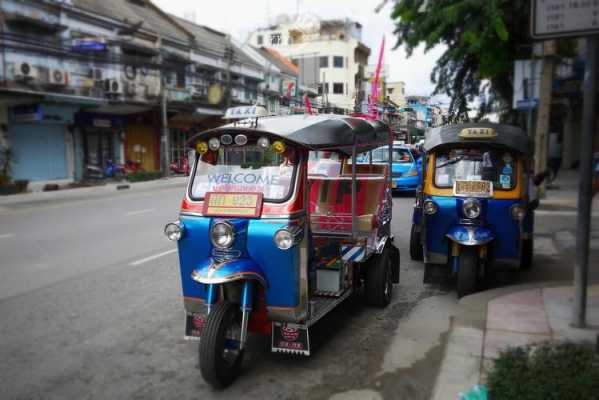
[409,123,535,297]
[164,107,400,387]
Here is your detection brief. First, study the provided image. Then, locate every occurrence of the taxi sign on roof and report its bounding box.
[223,106,269,120]
[459,127,497,139]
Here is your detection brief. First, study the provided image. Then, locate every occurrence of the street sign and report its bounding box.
[532,0,599,39]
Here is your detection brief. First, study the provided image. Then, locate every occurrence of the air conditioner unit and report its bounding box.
[145,83,161,99]
[124,81,137,96]
[49,69,68,86]
[14,61,38,81]
[88,68,103,81]
[104,79,122,95]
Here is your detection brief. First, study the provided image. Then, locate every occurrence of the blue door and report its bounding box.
[9,123,68,181]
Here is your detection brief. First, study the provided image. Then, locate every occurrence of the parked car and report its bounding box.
[359,143,421,193]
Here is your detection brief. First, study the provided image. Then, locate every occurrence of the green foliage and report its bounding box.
[487,342,599,400]
[126,171,163,182]
[390,0,531,121]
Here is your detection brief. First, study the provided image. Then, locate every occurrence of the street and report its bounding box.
[1,180,595,400]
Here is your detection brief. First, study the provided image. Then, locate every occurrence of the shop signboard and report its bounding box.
[13,104,42,122]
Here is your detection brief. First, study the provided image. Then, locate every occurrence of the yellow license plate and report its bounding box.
[454,180,492,197]
[203,192,262,217]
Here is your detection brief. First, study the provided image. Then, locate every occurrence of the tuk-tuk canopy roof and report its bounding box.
[424,123,532,154]
[187,114,391,155]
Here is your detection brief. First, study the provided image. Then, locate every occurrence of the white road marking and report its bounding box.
[0,233,14,239]
[124,208,154,217]
[129,249,177,266]
[534,237,559,256]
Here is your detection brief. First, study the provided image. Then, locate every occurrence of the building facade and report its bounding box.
[0,0,264,187]
[247,16,370,113]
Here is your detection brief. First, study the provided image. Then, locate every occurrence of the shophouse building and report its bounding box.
[0,0,264,188]
[247,16,370,113]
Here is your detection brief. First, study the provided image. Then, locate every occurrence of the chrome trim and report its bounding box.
[446,227,494,246]
[191,270,268,288]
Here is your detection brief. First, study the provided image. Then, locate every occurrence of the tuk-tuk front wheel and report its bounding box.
[409,224,424,261]
[457,247,478,298]
[199,302,244,388]
[364,246,393,307]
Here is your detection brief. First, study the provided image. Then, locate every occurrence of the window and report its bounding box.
[270,33,281,45]
[319,56,329,68]
[257,35,263,45]
[333,56,344,68]
[434,148,517,190]
[333,83,344,94]
[191,144,297,202]
[388,88,394,94]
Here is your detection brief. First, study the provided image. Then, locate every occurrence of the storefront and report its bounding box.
[124,112,160,172]
[8,103,76,182]
[75,112,125,172]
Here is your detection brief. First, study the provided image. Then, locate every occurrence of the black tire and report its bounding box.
[199,302,244,389]
[409,224,424,261]
[520,238,534,270]
[457,247,478,298]
[364,247,393,307]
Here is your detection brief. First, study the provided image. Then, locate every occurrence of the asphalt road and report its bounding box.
[0,184,594,400]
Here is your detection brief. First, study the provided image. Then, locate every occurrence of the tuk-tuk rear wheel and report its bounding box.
[199,302,244,388]
[409,224,424,261]
[457,247,478,298]
[364,246,393,307]
[520,238,534,270]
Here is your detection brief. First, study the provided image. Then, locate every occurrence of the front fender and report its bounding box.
[446,225,494,246]
[191,258,268,287]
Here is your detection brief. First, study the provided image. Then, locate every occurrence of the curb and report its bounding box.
[0,177,188,207]
[431,281,570,400]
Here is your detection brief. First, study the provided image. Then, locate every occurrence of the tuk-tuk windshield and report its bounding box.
[357,147,413,163]
[434,148,517,190]
[190,144,297,201]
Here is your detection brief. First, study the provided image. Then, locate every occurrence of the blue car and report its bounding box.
[360,143,421,192]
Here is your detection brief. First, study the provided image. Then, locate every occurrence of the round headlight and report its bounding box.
[462,198,481,219]
[234,134,248,146]
[257,136,270,149]
[274,229,294,250]
[423,200,438,215]
[220,134,233,145]
[164,221,184,241]
[210,222,234,249]
[510,204,526,220]
[208,137,220,151]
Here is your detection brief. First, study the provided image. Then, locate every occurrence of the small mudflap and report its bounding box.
[184,312,205,341]
[271,322,310,356]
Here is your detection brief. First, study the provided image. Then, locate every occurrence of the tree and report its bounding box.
[389,0,530,122]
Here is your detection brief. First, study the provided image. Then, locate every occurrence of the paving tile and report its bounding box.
[487,289,551,334]
[543,285,599,341]
[483,329,551,359]
[446,326,484,357]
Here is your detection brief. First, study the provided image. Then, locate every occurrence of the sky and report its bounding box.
[152,0,446,100]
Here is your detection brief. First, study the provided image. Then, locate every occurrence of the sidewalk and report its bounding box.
[0,176,188,209]
[432,284,599,400]
[432,169,599,399]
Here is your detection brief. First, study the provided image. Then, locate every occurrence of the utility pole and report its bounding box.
[533,40,555,197]
[160,75,170,177]
[224,39,234,109]
[573,36,598,328]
